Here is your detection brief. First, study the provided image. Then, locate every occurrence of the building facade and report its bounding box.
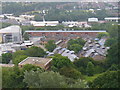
[0,25,22,43]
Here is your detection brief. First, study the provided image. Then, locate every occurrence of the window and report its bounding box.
[14,36,18,41]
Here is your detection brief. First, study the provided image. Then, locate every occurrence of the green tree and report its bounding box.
[97,32,109,39]
[2,53,12,64]
[69,79,88,88]
[25,46,46,57]
[91,71,119,88]
[68,38,85,47]
[22,64,43,72]
[86,62,94,76]
[24,71,67,88]
[107,43,119,66]
[67,38,85,53]
[34,15,42,21]
[105,38,117,47]
[12,50,26,60]
[13,55,28,65]
[23,33,29,40]
[51,54,74,71]
[68,44,82,53]
[45,40,57,52]
[60,66,82,79]
[2,66,26,88]
[74,57,94,69]
[107,64,119,71]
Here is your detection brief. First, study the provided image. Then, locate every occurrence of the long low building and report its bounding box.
[30,21,59,27]
[25,30,106,40]
[18,57,52,70]
[105,17,120,22]
[0,25,22,43]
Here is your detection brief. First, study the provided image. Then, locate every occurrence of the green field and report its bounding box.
[84,73,103,82]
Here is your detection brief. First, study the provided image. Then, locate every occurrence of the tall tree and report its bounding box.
[2,53,12,64]
[91,71,119,88]
[51,54,74,71]
[86,62,94,76]
[25,46,46,57]
[45,40,56,52]
[24,71,67,88]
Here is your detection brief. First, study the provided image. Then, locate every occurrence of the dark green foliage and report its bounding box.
[24,70,87,88]
[97,32,109,39]
[105,38,117,47]
[107,43,119,66]
[60,66,82,79]
[51,54,74,71]
[0,22,12,29]
[68,44,82,53]
[2,66,27,88]
[24,71,68,88]
[2,53,12,64]
[45,40,57,52]
[94,66,105,74]
[34,15,42,21]
[107,64,119,71]
[91,71,119,88]
[86,62,94,76]
[22,64,43,72]
[73,57,106,75]
[12,50,26,60]
[25,46,46,57]
[67,38,85,53]
[74,57,94,69]
[12,46,46,65]
[13,55,28,65]
[68,38,85,47]
[23,33,29,40]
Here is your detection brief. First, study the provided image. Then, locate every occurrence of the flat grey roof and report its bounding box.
[25,30,106,33]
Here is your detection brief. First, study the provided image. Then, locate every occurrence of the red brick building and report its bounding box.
[25,30,106,40]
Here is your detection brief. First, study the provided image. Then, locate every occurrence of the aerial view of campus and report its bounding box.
[0,1,119,89]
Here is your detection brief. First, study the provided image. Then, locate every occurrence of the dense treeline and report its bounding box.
[2,2,111,21]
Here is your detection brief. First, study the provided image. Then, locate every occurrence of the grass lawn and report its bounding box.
[84,73,104,82]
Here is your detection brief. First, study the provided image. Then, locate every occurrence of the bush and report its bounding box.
[60,66,82,79]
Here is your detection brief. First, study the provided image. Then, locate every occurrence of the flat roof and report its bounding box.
[0,25,21,33]
[25,30,106,33]
[18,57,52,69]
[105,17,120,19]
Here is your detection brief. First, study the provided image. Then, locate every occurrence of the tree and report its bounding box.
[107,64,119,71]
[91,71,119,88]
[12,50,26,60]
[86,62,94,76]
[68,38,85,47]
[68,44,82,53]
[69,79,88,88]
[105,38,117,47]
[74,57,94,69]
[2,66,26,88]
[34,15,43,21]
[22,64,43,72]
[2,53,12,64]
[107,43,119,66]
[13,55,28,65]
[97,32,109,39]
[23,33,29,40]
[51,54,74,71]
[25,46,46,57]
[45,40,57,52]
[24,71,67,88]
[60,66,82,79]
[67,38,85,53]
